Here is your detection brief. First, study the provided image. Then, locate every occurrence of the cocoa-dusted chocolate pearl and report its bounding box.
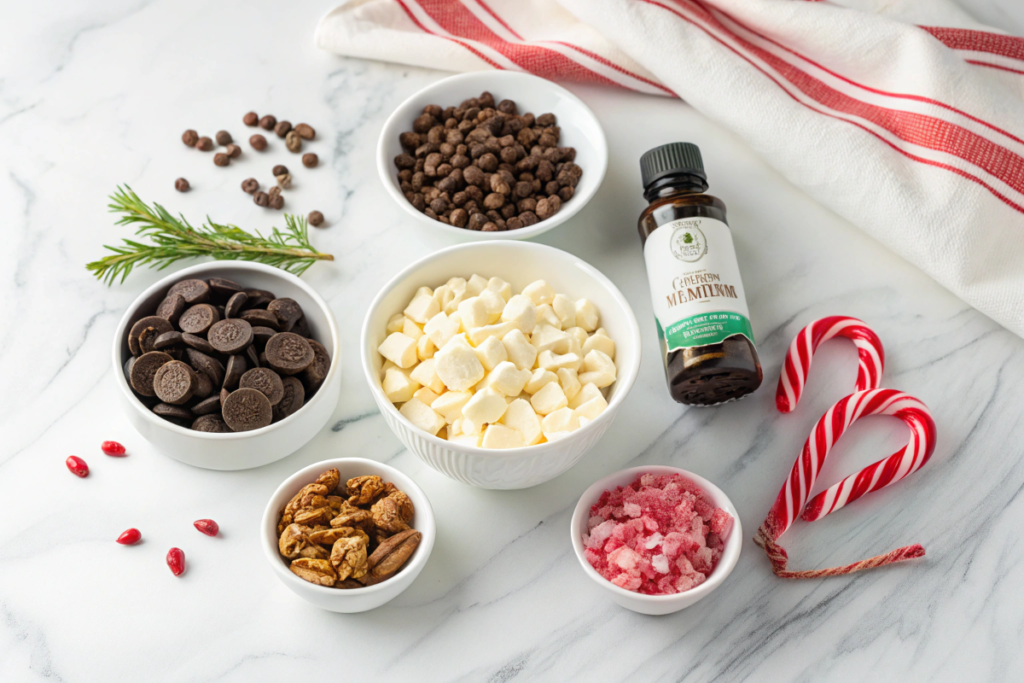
[285,130,302,152]
[226,143,242,159]
[243,111,258,126]
[182,130,199,147]
[272,164,288,176]
[276,173,291,189]
[254,191,270,207]
[250,134,267,151]
[259,114,277,131]
[269,194,284,210]
[195,136,214,151]
[213,152,230,167]
[294,123,315,140]
[175,178,190,192]
[302,153,318,168]
[241,178,259,194]
[307,211,324,227]
[274,120,292,138]
[215,130,232,146]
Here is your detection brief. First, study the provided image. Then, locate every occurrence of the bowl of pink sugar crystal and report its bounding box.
[570,466,741,615]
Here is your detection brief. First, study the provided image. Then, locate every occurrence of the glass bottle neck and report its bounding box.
[643,173,708,203]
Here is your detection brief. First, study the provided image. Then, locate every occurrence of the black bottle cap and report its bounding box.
[640,142,706,189]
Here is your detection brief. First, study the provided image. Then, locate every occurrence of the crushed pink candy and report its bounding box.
[583,473,733,595]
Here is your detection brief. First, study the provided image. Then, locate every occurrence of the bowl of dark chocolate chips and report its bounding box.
[112,261,341,470]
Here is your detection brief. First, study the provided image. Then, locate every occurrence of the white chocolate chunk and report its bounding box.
[386,313,404,334]
[433,284,453,310]
[578,416,592,429]
[552,294,577,329]
[382,367,419,403]
[400,398,445,436]
[415,286,433,298]
[431,391,472,424]
[478,288,506,323]
[467,321,517,347]
[500,295,537,335]
[565,326,588,349]
[502,329,538,371]
[450,433,482,447]
[466,274,488,296]
[524,368,558,394]
[457,296,489,330]
[404,293,440,324]
[446,277,467,294]
[402,318,424,340]
[481,424,526,449]
[434,336,485,391]
[444,290,465,315]
[413,387,440,406]
[574,392,608,420]
[578,350,617,388]
[378,332,418,368]
[583,330,616,360]
[500,398,543,445]
[568,382,603,409]
[486,276,512,301]
[462,388,507,425]
[473,335,508,371]
[557,368,581,400]
[424,312,459,349]
[410,358,445,394]
[531,381,568,415]
[479,362,531,396]
[535,304,561,330]
[531,324,571,354]
[542,407,580,440]
[537,350,582,372]
[575,299,599,332]
[522,279,555,305]
[380,359,396,380]
[416,334,435,360]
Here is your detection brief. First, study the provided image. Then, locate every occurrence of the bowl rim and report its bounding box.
[111,260,341,440]
[260,457,436,596]
[375,70,608,240]
[569,465,743,603]
[360,239,642,457]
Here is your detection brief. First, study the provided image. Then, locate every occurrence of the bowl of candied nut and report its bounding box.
[261,458,436,613]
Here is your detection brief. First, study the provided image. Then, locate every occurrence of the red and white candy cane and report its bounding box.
[776,316,885,413]
[755,388,937,578]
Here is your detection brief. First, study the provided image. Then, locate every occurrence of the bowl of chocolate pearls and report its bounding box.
[377,71,607,240]
[112,261,341,470]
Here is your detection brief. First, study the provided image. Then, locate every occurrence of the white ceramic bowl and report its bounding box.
[570,466,742,615]
[377,71,608,241]
[261,458,435,613]
[112,261,341,471]
[361,241,641,489]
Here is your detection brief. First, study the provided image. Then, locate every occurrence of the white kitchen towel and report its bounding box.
[317,0,1024,339]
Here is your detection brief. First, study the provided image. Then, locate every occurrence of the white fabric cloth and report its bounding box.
[317,0,1024,338]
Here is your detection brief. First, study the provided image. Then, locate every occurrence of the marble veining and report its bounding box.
[2,1,1024,681]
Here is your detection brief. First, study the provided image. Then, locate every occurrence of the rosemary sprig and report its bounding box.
[87,186,334,285]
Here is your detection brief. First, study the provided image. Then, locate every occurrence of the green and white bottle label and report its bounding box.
[643,217,754,354]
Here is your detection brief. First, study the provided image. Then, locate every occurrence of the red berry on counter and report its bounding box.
[117,528,141,545]
[194,519,219,537]
[101,441,126,456]
[167,548,186,576]
[66,456,89,477]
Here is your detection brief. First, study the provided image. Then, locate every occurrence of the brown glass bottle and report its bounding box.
[638,143,762,405]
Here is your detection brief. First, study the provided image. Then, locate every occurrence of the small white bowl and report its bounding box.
[570,466,742,616]
[361,240,641,489]
[261,458,435,613]
[377,71,608,241]
[112,261,341,471]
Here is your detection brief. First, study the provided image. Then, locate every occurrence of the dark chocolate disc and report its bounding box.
[207,318,253,354]
[168,278,211,304]
[129,351,173,397]
[272,376,306,422]
[153,403,195,421]
[222,387,273,432]
[225,291,248,318]
[303,339,331,394]
[292,316,311,338]
[154,330,183,350]
[258,351,268,366]
[153,360,197,405]
[179,304,221,335]
[155,293,186,324]
[192,414,231,433]
[186,348,225,387]
[128,316,173,356]
[251,326,277,348]
[123,356,135,383]
[208,277,242,300]
[267,298,303,330]
[240,308,280,331]
[239,367,284,406]
[193,370,214,400]
[265,332,314,375]
[223,354,247,390]
[220,387,230,404]
[181,333,215,354]
[246,344,260,368]
[243,288,275,309]
[190,394,222,415]
[137,326,162,355]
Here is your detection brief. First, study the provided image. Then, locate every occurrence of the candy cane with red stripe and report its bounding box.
[755,388,936,579]
[775,316,884,413]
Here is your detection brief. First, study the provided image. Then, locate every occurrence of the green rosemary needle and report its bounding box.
[87,186,334,285]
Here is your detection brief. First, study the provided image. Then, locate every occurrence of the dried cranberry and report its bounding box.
[101,441,126,456]
[66,456,89,478]
[117,528,141,545]
[167,548,186,576]
[194,519,219,537]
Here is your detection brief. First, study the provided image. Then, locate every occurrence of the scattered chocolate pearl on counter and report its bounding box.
[259,114,277,130]
[214,152,230,167]
[276,173,292,189]
[243,111,259,126]
[215,130,232,146]
[182,129,199,147]
[270,194,284,210]
[175,178,191,192]
[295,123,315,140]
[274,120,292,137]
[268,186,282,202]
[195,136,214,151]
[285,130,302,152]
[272,164,288,176]
[302,153,318,168]
[249,134,267,151]
[241,178,259,194]
[308,210,324,227]
[254,191,269,207]
[226,143,242,158]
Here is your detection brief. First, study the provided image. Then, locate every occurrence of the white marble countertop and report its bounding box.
[4,1,1024,681]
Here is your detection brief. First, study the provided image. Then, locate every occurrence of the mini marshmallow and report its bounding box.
[413,387,440,406]
[444,290,465,315]
[557,368,581,400]
[522,279,555,305]
[531,381,568,415]
[481,424,526,449]
[579,349,617,388]
[462,387,507,425]
[410,358,446,394]
[378,332,418,368]
[535,304,561,330]
[524,368,558,394]
[416,334,435,360]
[399,398,445,435]
[457,296,490,330]
[473,335,508,371]
[501,398,543,445]
[574,392,608,420]
[404,293,440,324]
[568,382,603,409]
[537,350,582,372]
[450,433,482,447]
[467,321,517,347]
[531,324,571,354]
[431,390,472,424]
[565,326,588,349]
[466,274,488,296]
[479,361,531,396]
[500,295,537,335]
[424,312,459,349]
[541,407,580,440]
[486,276,512,301]
[433,336,485,391]
[583,330,616,360]
[402,318,424,340]
[433,284,454,310]
[502,329,538,371]
[446,277,467,294]
[414,286,433,298]
[478,288,506,322]
[575,299,599,332]
[386,313,404,334]
[459,417,483,436]
[382,366,419,403]
[552,294,577,329]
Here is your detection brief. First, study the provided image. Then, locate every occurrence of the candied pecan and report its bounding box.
[279,523,329,560]
[293,506,334,527]
[276,512,294,535]
[330,501,374,530]
[346,475,386,506]
[371,496,412,534]
[330,536,369,581]
[284,483,329,515]
[315,468,341,493]
[289,558,337,586]
[326,495,345,512]
[309,526,370,548]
